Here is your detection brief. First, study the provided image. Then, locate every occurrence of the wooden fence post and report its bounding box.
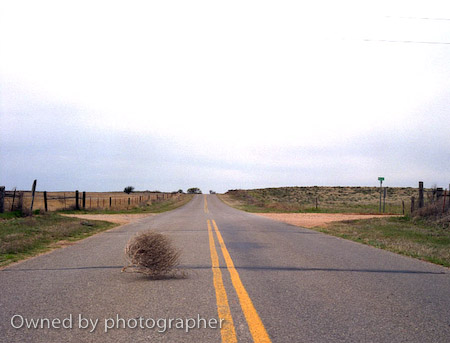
[44,191,48,212]
[418,181,424,208]
[0,186,5,213]
[30,180,37,214]
[402,200,405,215]
[82,192,86,209]
[110,197,112,208]
[75,190,80,210]
[18,192,24,212]
[11,188,16,211]
[443,190,447,214]
[411,196,415,214]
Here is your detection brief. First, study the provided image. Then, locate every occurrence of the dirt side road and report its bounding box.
[254,213,400,228]
[61,213,156,225]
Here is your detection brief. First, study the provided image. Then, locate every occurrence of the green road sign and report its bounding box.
[378,177,385,181]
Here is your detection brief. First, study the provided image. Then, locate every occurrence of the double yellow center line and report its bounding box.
[207,219,272,343]
[204,195,209,213]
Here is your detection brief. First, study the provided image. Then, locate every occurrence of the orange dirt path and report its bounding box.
[254,213,400,228]
[61,213,155,225]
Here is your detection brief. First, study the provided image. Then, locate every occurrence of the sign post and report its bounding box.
[378,177,384,213]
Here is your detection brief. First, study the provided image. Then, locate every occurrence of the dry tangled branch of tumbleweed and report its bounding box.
[122,230,184,278]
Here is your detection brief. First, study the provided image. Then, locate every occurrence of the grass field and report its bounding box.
[316,216,450,267]
[0,194,194,268]
[58,193,194,215]
[0,213,117,268]
[222,186,419,214]
[4,190,185,213]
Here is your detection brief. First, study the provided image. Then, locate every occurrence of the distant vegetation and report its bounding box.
[61,194,194,215]
[123,186,135,194]
[187,187,202,194]
[2,190,190,214]
[222,186,417,214]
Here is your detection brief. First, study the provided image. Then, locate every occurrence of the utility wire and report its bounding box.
[385,16,450,21]
[360,15,450,45]
[363,38,450,45]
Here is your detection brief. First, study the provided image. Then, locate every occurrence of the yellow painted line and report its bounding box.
[207,220,237,343]
[212,220,272,343]
[204,195,209,213]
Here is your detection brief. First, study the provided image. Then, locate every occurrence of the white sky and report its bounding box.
[1,0,449,192]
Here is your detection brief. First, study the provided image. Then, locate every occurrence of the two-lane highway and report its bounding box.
[1,195,449,342]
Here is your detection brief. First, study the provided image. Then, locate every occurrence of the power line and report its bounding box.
[362,15,450,45]
[363,38,450,45]
[385,16,450,21]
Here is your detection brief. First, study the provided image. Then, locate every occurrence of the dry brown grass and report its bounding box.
[4,191,180,212]
[223,187,419,214]
[122,231,183,278]
[413,197,450,228]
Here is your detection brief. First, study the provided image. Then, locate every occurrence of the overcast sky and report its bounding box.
[1,0,449,193]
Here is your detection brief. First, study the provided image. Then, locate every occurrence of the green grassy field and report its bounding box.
[316,216,450,267]
[223,186,417,214]
[0,213,117,267]
[0,194,194,268]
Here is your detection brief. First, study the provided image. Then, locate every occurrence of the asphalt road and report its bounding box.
[1,195,449,343]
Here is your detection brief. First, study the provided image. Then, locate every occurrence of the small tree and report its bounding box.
[124,186,135,194]
[187,187,202,194]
